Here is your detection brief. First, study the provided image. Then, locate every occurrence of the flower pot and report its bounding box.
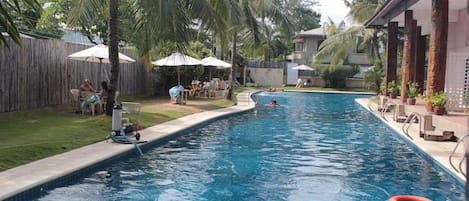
[433,106,446,115]
[407,98,416,105]
[425,102,433,112]
[389,93,397,99]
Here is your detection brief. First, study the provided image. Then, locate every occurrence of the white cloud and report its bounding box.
[314,0,350,25]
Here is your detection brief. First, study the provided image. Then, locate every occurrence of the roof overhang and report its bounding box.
[365,0,419,28]
[365,0,468,29]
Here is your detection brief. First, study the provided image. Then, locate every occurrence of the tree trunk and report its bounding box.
[227,33,237,100]
[106,0,120,115]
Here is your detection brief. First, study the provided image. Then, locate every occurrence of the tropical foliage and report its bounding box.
[0,0,41,47]
[314,0,386,90]
[387,80,397,94]
[4,0,319,108]
[407,81,419,98]
[429,91,447,107]
[315,64,359,88]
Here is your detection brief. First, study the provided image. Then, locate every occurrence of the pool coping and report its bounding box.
[2,90,464,200]
[0,91,258,200]
[355,98,466,185]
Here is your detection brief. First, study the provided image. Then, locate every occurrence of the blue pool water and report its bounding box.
[38,92,464,201]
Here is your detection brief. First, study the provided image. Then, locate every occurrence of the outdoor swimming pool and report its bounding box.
[37,92,464,200]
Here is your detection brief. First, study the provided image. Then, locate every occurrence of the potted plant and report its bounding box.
[406,81,419,105]
[380,80,388,96]
[429,91,447,115]
[387,81,397,99]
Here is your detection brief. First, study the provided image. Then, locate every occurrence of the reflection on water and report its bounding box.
[39,92,464,201]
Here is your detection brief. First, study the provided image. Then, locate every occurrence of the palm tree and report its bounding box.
[70,0,200,114]
[315,0,385,91]
[0,0,40,48]
[106,0,119,115]
[196,0,260,100]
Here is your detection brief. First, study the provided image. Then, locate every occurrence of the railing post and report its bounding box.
[466,147,469,200]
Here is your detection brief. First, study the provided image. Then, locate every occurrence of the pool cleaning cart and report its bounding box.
[107,102,145,155]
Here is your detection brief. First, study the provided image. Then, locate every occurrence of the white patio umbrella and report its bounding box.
[67,44,136,82]
[202,56,231,80]
[152,52,204,85]
[201,56,231,68]
[292,64,314,71]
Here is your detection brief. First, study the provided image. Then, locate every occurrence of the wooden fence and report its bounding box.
[0,37,150,112]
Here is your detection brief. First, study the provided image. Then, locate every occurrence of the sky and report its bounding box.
[314,0,350,25]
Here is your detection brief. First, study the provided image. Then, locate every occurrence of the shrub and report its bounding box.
[407,81,419,98]
[429,91,447,107]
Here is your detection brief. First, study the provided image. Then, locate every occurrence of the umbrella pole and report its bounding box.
[178,67,180,86]
[98,61,102,87]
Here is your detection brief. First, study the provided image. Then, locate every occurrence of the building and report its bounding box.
[365,0,469,111]
[289,27,372,88]
[291,27,326,66]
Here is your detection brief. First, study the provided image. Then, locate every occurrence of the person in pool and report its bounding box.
[270,99,279,106]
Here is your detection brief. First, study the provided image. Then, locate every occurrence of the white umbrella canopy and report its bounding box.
[202,56,231,80]
[201,56,231,69]
[292,64,314,71]
[152,52,203,66]
[152,52,204,85]
[67,44,136,82]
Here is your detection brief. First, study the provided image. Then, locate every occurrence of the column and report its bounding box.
[427,0,448,109]
[385,21,398,95]
[415,27,426,95]
[401,10,414,102]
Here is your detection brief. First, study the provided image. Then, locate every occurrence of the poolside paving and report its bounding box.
[0,91,467,200]
[356,97,468,183]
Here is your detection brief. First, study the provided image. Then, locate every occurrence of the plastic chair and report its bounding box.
[102,91,119,113]
[81,94,101,116]
[70,89,80,112]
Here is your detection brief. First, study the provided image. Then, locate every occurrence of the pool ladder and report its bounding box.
[401,112,421,140]
[449,132,469,176]
[380,102,395,121]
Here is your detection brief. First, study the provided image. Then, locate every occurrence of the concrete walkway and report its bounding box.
[356,97,467,183]
[0,91,257,200]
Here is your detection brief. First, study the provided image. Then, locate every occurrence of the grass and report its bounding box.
[0,86,371,171]
[0,94,236,171]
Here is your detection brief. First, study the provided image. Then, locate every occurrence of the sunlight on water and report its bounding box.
[38,92,465,201]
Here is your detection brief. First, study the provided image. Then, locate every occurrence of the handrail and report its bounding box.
[380,102,395,121]
[458,155,467,176]
[401,112,421,140]
[449,133,469,175]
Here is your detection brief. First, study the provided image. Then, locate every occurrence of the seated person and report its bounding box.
[200,81,210,97]
[79,79,96,99]
[270,99,279,106]
[190,78,200,96]
[295,78,302,88]
[219,78,227,96]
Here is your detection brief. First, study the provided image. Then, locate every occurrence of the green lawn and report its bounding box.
[0,87,372,171]
[0,94,235,171]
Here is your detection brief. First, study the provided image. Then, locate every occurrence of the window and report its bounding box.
[317,40,324,51]
[295,42,304,52]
